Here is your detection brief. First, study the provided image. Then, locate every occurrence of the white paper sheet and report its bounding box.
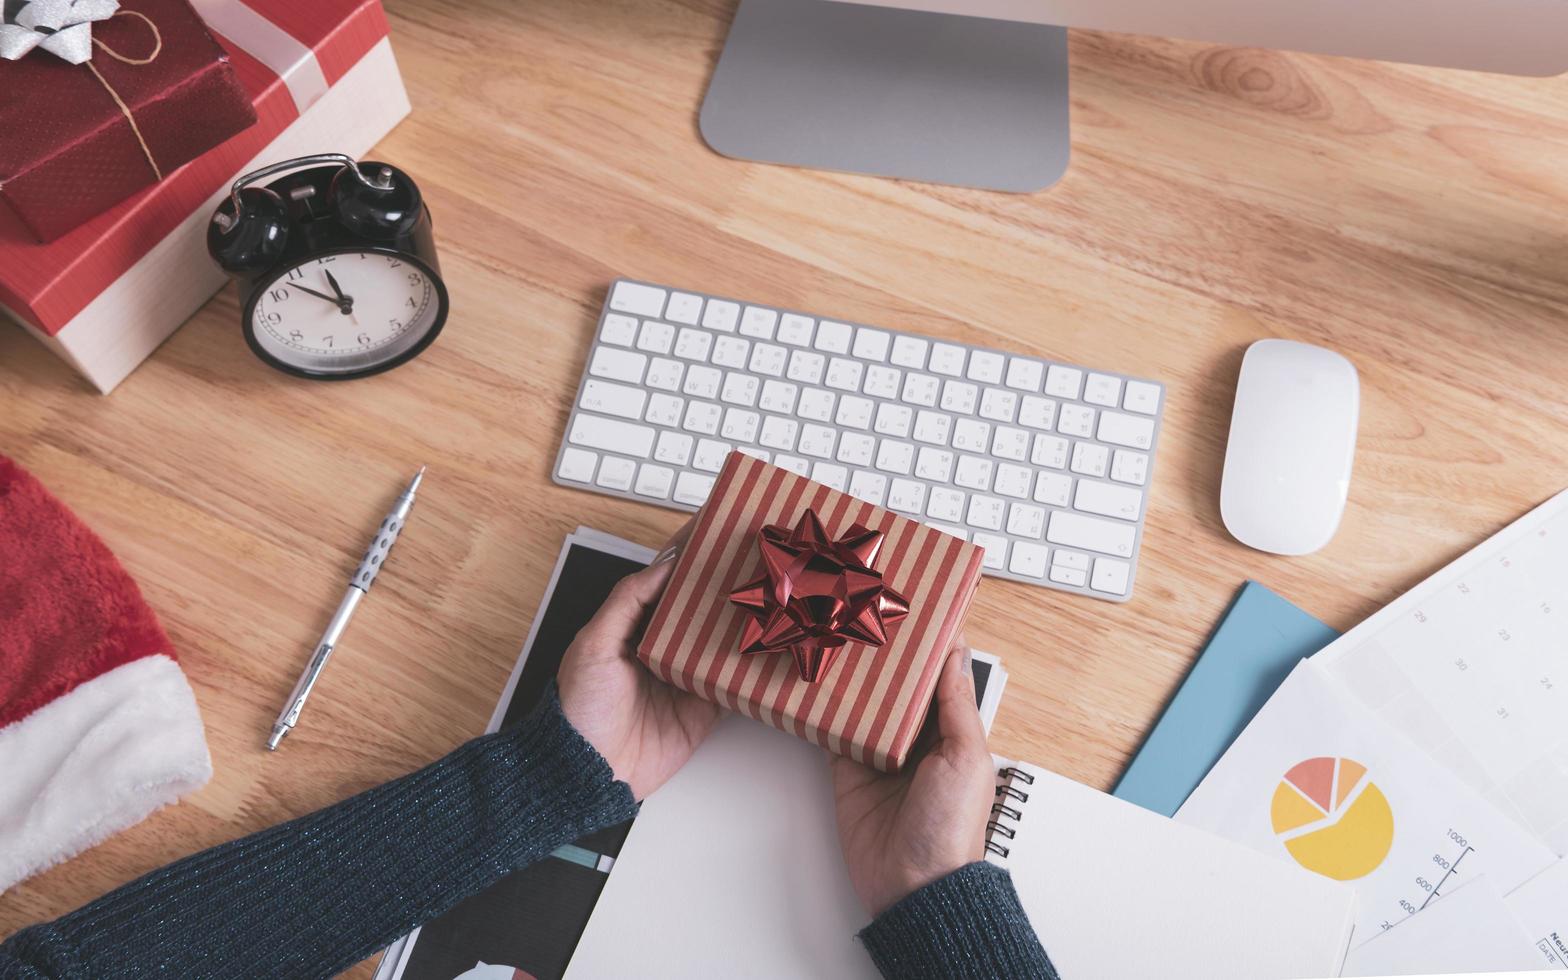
[1176,661,1557,947]
[1341,877,1542,976]
[1506,860,1568,970]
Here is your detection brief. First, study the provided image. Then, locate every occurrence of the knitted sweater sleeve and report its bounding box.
[0,690,638,980]
[860,862,1060,980]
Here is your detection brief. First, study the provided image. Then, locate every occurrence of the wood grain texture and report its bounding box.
[3,0,1567,974]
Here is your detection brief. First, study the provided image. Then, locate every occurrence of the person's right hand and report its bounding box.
[831,642,995,917]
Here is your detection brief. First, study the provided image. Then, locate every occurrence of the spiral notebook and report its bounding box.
[567,730,1357,978]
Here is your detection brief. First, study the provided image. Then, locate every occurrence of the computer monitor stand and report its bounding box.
[699,0,1070,193]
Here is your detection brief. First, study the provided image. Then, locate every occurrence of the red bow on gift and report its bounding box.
[728,510,910,683]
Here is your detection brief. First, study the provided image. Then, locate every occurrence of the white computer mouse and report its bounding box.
[1220,339,1359,555]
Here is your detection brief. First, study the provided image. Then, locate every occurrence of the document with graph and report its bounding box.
[1312,488,1568,855]
[1176,660,1557,947]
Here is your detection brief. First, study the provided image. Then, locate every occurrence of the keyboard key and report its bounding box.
[927,487,965,523]
[979,388,1016,422]
[1084,373,1121,407]
[570,415,655,457]
[1006,358,1044,392]
[954,455,993,491]
[610,281,666,317]
[836,395,874,430]
[952,419,991,453]
[645,357,684,392]
[890,336,928,369]
[694,438,731,472]
[601,313,638,346]
[874,403,913,438]
[758,380,798,414]
[759,416,799,451]
[825,357,864,392]
[777,314,815,346]
[722,408,760,443]
[1110,450,1149,486]
[596,456,636,491]
[683,365,721,399]
[654,431,693,465]
[1090,558,1131,596]
[749,343,787,377]
[971,532,1007,570]
[914,447,953,482]
[1047,511,1136,558]
[636,320,675,355]
[1070,442,1109,478]
[1075,479,1143,521]
[991,427,1029,462]
[721,373,759,406]
[967,351,1005,385]
[929,523,969,542]
[966,495,1005,531]
[901,374,940,407]
[993,463,1032,498]
[682,401,722,435]
[837,432,875,466]
[1006,502,1046,539]
[635,464,675,499]
[774,454,810,477]
[787,350,826,385]
[1049,564,1087,587]
[811,462,849,491]
[713,336,750,369]
[1057,403,1096,438]
[590,347,646,383]
[1008,541,1049,578]
[1123,380,1161,415]
[665,292,702,325]
[1097,410,1156,450]
[645,393,684,427]
[849,470,888,506]
[674,327,712,361]
[1044,364,1082,399]
[1033,471,1072,507]
[853,328,891,361]
[929,343,966,377]
[1031,434,1069,469]
[913,411,951,445]
[580,379,647,420]
[557,447,597,483]
[875,440,915,474]
[863,365,902,399]
[814,320,853,354]
[887,479,926,514]
[1054,550,1090,572]
[1018,395,1057,430]
[941,380,978,414]
[797,388,836,421]
[737,446,770,463]
[702,300,739,331]
[673,471,714,506]
[798,424,837,458]
[740,306,778,338]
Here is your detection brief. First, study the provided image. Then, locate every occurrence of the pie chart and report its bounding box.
[1270,756,1395,881]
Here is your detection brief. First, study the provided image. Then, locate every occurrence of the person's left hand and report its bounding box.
[558,522,723,800]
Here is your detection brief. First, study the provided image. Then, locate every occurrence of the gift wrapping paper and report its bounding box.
[639,452,986,772]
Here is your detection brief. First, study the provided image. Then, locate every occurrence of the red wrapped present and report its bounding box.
[638,452,986,772]
[0,0,258,242]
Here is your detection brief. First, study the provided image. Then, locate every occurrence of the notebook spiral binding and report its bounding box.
[985,766,1037,858]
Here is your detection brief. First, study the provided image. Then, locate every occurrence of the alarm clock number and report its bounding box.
[248,252,439,374]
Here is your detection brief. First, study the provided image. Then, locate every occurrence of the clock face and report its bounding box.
[247,250,446,377]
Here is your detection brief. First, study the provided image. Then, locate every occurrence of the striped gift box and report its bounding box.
[638,452,985,772]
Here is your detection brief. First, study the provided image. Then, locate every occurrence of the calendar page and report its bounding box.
[1315,490,1568,856]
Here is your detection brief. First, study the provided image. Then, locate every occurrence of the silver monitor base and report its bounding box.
[699,0,1070,193]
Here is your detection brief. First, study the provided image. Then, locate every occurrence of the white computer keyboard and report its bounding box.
[552,279,1166,601]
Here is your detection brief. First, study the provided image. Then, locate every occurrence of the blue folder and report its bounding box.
[1113,581,1339,816]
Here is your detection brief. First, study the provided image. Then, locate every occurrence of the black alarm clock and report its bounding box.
[207,153,449,380]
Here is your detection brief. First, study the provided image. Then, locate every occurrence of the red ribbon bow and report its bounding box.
[728,510,911,683]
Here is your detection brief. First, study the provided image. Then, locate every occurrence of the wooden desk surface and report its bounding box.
[4,0,1567,973]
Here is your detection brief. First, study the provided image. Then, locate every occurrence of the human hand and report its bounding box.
[558,522,723,800]
[831,641,995,917]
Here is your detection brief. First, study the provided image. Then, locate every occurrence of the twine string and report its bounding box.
[86,10,165,181]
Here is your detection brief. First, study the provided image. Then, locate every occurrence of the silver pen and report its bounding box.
[268,466,425,751]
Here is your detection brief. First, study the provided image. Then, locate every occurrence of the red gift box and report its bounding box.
[638,453,986,773]
[0,0,258,242]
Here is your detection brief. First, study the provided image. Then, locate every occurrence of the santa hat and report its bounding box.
[0,455,211,892]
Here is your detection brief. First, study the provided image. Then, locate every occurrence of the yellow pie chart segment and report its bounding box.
[1270,757,1395,881]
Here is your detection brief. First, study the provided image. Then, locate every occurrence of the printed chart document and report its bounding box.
[1507,860,1568,970]
[1177,660,1557,947]
[1313,488,1568,854]
[1340,877,1542,976]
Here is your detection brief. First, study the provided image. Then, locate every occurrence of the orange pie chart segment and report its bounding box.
[1270,756,1395,881]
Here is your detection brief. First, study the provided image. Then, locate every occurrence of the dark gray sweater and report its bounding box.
[0,693,1057,979]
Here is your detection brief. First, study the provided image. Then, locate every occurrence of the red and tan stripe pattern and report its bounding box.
[639,453,985,772]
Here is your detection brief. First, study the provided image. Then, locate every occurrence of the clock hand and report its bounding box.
[323,269,354,312]
[286,281,345,306]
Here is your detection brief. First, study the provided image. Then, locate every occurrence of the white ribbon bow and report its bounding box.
[1,0,121,64]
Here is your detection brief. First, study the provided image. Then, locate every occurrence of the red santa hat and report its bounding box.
[0,455,211,892]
